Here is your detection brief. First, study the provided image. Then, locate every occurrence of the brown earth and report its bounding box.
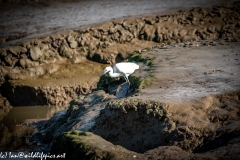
[91,91,240,159]
[1,0,238,46]
[36,84,240,159]
[32,39,240,159]
[0,93,11,121]
[0,1,239,159]
[0,1,240,106]
[1,60,107,106]
[90,40,240,159]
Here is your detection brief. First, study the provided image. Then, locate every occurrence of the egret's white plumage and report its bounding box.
[101,62,139,87]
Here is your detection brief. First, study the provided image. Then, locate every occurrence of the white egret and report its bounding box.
[100,62,139,87]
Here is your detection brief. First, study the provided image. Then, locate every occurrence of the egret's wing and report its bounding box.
[113,64,121,73]
[114,62,139,74]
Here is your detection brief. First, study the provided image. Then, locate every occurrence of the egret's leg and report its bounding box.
[123,75,129,84]
[124,76,131,90]
[121,74,130,95]
[122,76,127,83]
[123,76,129,95]
[126,76,130,86]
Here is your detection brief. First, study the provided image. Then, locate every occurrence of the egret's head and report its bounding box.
[100,66,112,76]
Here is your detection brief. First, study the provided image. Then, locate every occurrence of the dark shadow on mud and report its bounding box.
[0,124,36,151]
[1,81,47,106]
[193,125,240,153]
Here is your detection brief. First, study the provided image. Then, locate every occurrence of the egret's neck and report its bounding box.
[108,68,122,78]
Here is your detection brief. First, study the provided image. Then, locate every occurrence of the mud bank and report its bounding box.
[31,90,240,159]
[0,94,11,121]
[92,94,240,154]
[1,60,106,106]
[1,1,240,69]
[1,0,238,46]
[0,1,240,106]
[30,37,240,159]
[0,1,240,158]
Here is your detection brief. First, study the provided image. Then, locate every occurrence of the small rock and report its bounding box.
[30,46,43,61]
[67,36,78,49]
[58,45,72,59]
[8,46,27,56]
[70,40,78,49]
[19,58,35,69]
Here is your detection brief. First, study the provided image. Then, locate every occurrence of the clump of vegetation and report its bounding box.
[51,130,115,160]
[128,74,154,90]
[127,51,155,67]
[138,77,153,89]
[128,76,142,89]
[127,50,156,89]
[97,73,146,92]
[70,130,87,136]
[128,51,148,64]
[97,74,124,91]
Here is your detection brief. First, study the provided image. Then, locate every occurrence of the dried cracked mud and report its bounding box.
[0,0,240,159]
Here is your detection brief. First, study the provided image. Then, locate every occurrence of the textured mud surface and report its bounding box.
[1,60,107,106]
[30,40,240,159]
[1,1,240,106]
[32,89,240,159]
[1,0,238,46]
[137,40,240,103]
[92,92,240,159]
[0,93,12,121]
[0,0,240,159]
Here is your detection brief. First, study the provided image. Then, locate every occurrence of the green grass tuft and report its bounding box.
[78,131,87,136]
[127,51,148,64]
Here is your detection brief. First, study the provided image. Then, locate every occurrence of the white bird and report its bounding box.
[101,62,139,87]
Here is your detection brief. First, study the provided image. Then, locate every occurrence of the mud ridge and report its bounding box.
[1,80,94,106]
[31,90,240,159]
[0,1,240,79]
[91,92,240,154]
[0,1,240,106]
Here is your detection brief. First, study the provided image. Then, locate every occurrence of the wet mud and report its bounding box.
[0,0,239,159]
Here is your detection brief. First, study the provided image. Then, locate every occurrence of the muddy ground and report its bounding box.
[0,0,238,47]
[1,0,240,107]
[33,39,240,159]
[0,0,240,159]
[91,39,240,158]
